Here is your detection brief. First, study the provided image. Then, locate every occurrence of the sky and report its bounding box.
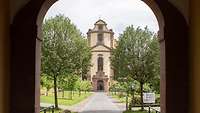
[45,0,159,37]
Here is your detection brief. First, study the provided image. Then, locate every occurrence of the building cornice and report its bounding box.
[91,44,112,50]
[91,50,111,52]
[87,30,114,34]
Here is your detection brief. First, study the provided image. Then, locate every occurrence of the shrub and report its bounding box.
[132,96,141,106]
[118,92,126,98]
[155,97,160,104]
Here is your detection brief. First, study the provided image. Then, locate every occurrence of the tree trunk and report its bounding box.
[46,89,49,96]
[70,89,73,100]
[140,82,144,111]
[79,90,81,96]
[53,75,58,109]
[62,90,65,98]
[126,90,129,111]
[72,90,74,98]
[129,90,135,110]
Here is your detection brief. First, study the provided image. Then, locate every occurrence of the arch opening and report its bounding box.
[97,80,104,91]
[36,0,165,112]
[36,0,166,113]
[9,0,190,113]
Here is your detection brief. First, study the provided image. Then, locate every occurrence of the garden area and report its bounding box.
[40,90,92,106]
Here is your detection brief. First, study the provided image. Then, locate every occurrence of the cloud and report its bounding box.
[45,0,159,37]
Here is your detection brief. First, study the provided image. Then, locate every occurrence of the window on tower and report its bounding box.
[97,57,103,72]
[97,33,103,44]
[98,25,103,30]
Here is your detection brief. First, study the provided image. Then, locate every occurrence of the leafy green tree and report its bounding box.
[57,75,69,98]
[75,78,83,96]
[148,37,160,93]
[72,37,92,80]
[111,26,160,110]
[41,15,91,108]
[64,74,79,99]
[81,80,92,93]
[40,73,53,96]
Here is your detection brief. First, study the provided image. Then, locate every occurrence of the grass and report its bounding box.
[111,94,129,103]
[110,92,132,103]
[123,110,148,113]
[110,92,160,104]
[40,109,62,113]
[40,91,92,106]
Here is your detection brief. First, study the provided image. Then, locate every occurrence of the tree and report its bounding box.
[75,78,92,96]
[81,80,92,93]
[148,37,160,93]
[40,73,53,96]
[65,74,79,99]
[57,75,68,98]
[75,78,83,96]
[111,25,160,110]
[72,37,92,80]
[41,15,91,108]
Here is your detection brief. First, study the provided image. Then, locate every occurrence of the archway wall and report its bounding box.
[155,1,189,113]
[10,0,47,112]
[190,0,200,113]
[10,0,189,113]
[0,0,10,113]
[168,0,189,22]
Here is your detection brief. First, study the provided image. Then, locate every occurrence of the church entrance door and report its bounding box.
[97,80,104,91]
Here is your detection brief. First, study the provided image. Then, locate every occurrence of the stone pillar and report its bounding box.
[92,78,97,91]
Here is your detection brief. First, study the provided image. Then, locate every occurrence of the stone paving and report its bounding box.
[41,92,160,113]
[80,92,123,113]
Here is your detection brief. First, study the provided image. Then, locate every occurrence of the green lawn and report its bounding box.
[111,94,129,103]
[40,109,62,113]
[123,110,148,113]
[110,92,160,105]
[110,92,132,103]
[40,91,92,106]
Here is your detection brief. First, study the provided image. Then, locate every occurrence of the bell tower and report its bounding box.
[87,19,115,92]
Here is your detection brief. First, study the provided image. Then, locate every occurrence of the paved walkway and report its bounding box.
[41,92,160,113]
[80,92,123,113]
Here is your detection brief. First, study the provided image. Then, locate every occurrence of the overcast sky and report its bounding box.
[45,0,159,37]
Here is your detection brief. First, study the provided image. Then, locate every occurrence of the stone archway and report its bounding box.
[97,80,104,91]
[10,0,189,113]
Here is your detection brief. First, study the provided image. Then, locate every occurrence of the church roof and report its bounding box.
[87,19,114,35]
[94,19,107,25]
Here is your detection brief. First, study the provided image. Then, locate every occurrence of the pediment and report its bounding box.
[91,44,111,51]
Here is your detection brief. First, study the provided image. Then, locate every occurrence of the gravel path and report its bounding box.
[79,92,123,113]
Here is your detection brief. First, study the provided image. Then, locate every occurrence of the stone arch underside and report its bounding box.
[10,0,189,113]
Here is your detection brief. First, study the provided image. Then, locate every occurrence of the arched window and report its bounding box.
[98,57,103,71]
[97,33,103,44]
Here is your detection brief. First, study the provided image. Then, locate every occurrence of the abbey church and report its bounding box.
[87,19,116,92]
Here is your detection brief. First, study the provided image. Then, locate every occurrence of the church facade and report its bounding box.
[87,19,116,92]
